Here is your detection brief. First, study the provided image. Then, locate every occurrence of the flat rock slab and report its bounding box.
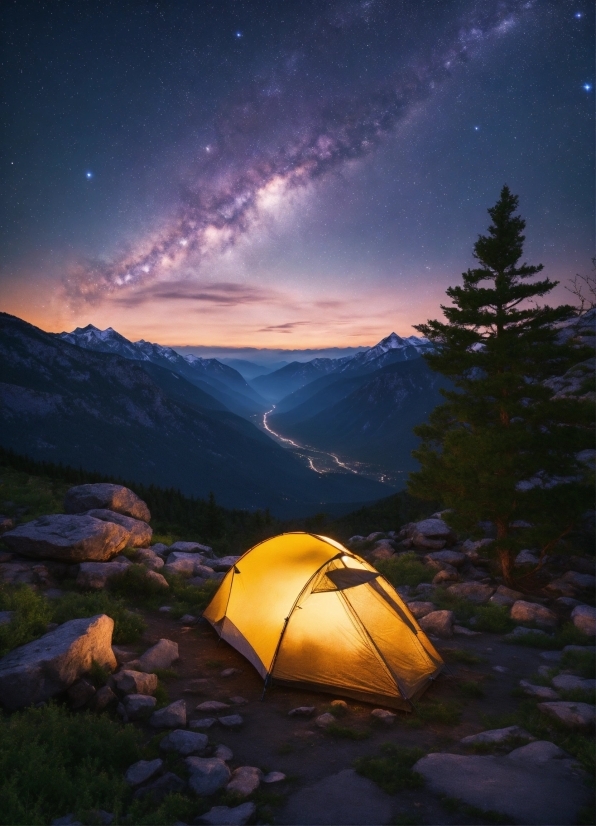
[446,582,495,603]
[0,614,116,710]
[196,802,255,826]
[84,509,152,548]
[2,515,129,562]
[278,769,394,825]
[414,751,591,825]
[64,483,151,522]
[460,725,534,746]
[538,701,596,729]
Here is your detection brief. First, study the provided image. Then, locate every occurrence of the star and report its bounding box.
[583,83,592,92]
[235,31,243,38]
[574,12,583,19]
[85,171,93,179]
[474,125,480,131]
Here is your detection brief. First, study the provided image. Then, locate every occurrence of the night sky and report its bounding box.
[1,0,593,349]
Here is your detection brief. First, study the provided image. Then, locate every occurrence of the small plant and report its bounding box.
[154,681,170,708]
[375,553,432,588]
[108,564,168,601]
[0,585,52,656]
[87,660,110,688]
[473,604,514,634]
[458,680,485,699]
[355,744,425,793]
[442,647,485,665]
[407,700,461,727]
[125,793,199,825]
[560,648,596,679]
[51,590,146,644]
[325,722,369,739]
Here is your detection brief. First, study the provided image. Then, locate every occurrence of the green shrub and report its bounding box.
[50,591,146,644]
[408,699,461,727]
[325,722,370,739]
[0,586,52,657]
[442,648,485,665]
[108,564,169,602]
[375,554,432,588]
[122,793,199,826]
[473,604,515,634]
[164,575,219,617]
[560,648,596,678]
[0,703,141,825]
[354,744,425,793]
[431,589,476,622]
[458,680,485,699]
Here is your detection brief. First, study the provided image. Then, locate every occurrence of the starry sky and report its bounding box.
[1,0,593,349]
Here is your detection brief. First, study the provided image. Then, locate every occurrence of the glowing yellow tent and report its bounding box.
[203,532,443,709]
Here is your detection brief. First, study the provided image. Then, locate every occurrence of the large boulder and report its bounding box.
[186,757,231,796]
[2,514,129,562]
[571,604,596,636]
[418,610,454,638]
[510,600,557,627]
[226,766,262,797]
[128,639,179,673]
[408,518,456,550]
[76,560,131,589]
[113,669,158,695]
[64,484,150,522]
[424,550,466,567]
[0,614,116,710]
[84,510,152,548]
[446,582,495,603]
[538,701,596,729]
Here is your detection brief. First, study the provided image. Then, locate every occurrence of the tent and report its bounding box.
[203,532,443,709]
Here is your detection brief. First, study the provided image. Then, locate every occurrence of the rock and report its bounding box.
[515,549,540,566]
[125,758,163,786]
[432,566,459,584]
[419,609,454,638]
[556,597,582,609]
[410,518,454,539]
[211,555,241,572]
[571,604,596,636]
[219,714,243,728]
[84,509,152,548]
[446,582,495,603]
[168,540,213,556]
[367,546,394,562]
[135,549,164,570]
[66,678,96,708]
[221,668,241,677]
[424,550,466,567]
[510,626,549,639]
[160,729,208,756]
[64,484,150,522]
[180,614,197,625]
[370,708,396,725]
[163,557,197,577]
[145,570,169,588]
[453,625,481,636]
[552,674,596,692]
[133,772,185,803]
[190,718,216,730]
[519,680,559,700]
[365,531,385,543]
[562,570,596,590]
[123,693,157,720]
[563,644,596,653]
[158,605,173,613]
[546,578,578,598]
[315,712,336,728]
[507,740,568,764]
[196,700,230,712]
[461,538,494,556]
[186,756,231,795]
[111,645,136,665]
[538,701,596,729]
[226,766,262,796]
[151,543,169,556]
[263,771,286,783]
[493,665,508,673]
[331,699,348,710]
[279,768,394,826]
[406,601,436,619]
[2,515,129,562]
[0,610,14,626]
[0,614,116,711]
[52,815,81,825]
[415,582,434,595]
[460,726,534,746]
[113,669,158,696]
[489,585,523,608]
[414,751,591,825]
[196,803,256,826]
[540,650,563,662]
[215,744,233,761]
[229,696,247,705]
[90,685,117,711]
[288,706,316,717]
[510,600,558,627]
[76,560,131,589]
[130,639,179,672]
[0,516,15,534]
[150,699,186,728]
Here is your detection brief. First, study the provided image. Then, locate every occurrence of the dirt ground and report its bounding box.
[128,610,557,825]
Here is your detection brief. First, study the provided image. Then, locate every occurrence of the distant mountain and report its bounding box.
[220,359,289,381]
[270,359,447,475]
[59,324,267,418]
[1,313,392,516]
[250,332,432,403]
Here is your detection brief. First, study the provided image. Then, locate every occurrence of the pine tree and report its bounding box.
[408,186,594,583]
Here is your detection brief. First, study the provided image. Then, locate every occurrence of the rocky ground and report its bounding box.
[0,484,594,825]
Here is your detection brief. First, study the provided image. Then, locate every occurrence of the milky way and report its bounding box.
[63,0,535,306]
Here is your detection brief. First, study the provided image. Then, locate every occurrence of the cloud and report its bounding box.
[112,279,276,308]
[257,321,311,333]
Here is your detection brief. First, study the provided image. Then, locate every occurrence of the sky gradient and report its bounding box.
[1,0,593,348]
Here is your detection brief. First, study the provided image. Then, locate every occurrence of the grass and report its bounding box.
[505,622,592,650]
[432,589,514,633]
[442,647,486,665]
[0,464,68,521]
[440,796,513,824]
[325,721,370,739]
[375,553,432,588]
[458,679,485,699]
[0,703,141,825]
[561,648,596,678]
[407,699,461,727]
[354,744,425,793]
[51,590,146,644]
[124,793,199,826]
[0,585,52,657]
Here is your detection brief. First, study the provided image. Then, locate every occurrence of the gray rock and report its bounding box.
[551,674,596,692]
[84,509,152,548]
[196,700,230,712]
[415,582,434,596]
[432,565,459,584]
[424,550,466,567]
[64,483,150,522]
[123,694,157,720]
[515,549,540,566]
[511,626,549,639]
[219,714,243,728]
[66,678,96,708]
[90,685,117,711]
[168,540,213,556]
[133,772,185,803]
[562,570,596,590]
[460,726,534,746]
[215,744,233,761]
[190,717,216,729]
[419,609,454,638]
[519,680,559,700]
[446,582,495,603]
[489,585,524,608]
[151,543,169,556]
[129,639,179,672]
[538,701,596,729]
[414,751,591,825]
[410,518,454,539]
[186,756,231,795]
[0,614,116,710]
[405,601,435,619]
[145,570,169,588]
[540,650,563,662]
[229,696,247,706]
[315,712,335,728]
[571,604,596,636]
[160,729,208,756]
[221,668,241,677]
[510,600,558,627]
[226,766,262,796]
[125,758,163,786]
[507,741,568,764]
[370,708,396,724]
[288,706,316,717]
[263,771,286,783]
[113,670,158,696]
[211,556,241,572]
[279,768,394,826]
[76,560,131,589]
[2,515,129,562]
[196,803,255,826]
[135,549,164,570]
[556,597,582,609]
[150,699,187,728]
[453,625,481,636]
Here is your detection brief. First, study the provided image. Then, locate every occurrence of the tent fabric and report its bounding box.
[202,532,443,709]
